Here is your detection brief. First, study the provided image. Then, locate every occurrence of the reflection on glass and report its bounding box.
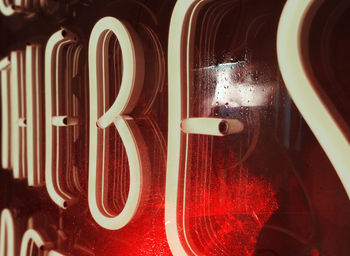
[208,61,275,108]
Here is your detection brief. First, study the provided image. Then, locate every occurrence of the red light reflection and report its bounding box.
[183,135,279,256]
[310,248,320,256]
[187,168,278,256]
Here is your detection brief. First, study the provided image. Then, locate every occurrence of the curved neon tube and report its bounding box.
[0,209,15,256]
[277,0,350,198]
[20,229,53,256]
[45,29,78,208]
[90,17,144,129]
[88,16,145,230]
[0,0,15,16]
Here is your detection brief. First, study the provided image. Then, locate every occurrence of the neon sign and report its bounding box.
[0,0,349,255]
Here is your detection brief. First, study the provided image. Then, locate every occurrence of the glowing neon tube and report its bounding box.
[88,16,146,230]
[10,50,26,180]
[0,0,15,16]
[92,17,144,128]
[181,117,244,136]
[165,0,210,255]
[20,229,53,256]
[45,28,78,209]
[277,0,350,198]
[51,116,79,127]
[25,44,45,187]
[0,209,15,256]
[0,57,11,169]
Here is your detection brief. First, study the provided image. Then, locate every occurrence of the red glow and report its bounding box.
[310,248,320,256]
[96,199,172,256]
[186,167,278,256]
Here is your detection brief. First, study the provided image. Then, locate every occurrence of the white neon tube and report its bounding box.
[45,29,78,209]
[25,44,44,187]
[19,49,27,179]
[20,229,53,256]
[91,17,144,129]
[0,209,15,256]
[25,44,35,185]
[0,57,11,169]
[88,16,145,230]
[181,117,244,136]
[51,116,79,127]
[0,0,15,16]
[165,0,212,255]
[10,51,26,179]
[277,0,350,199]
[1,70,9,169]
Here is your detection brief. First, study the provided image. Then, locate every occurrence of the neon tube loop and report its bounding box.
[19,229,54,256]
[277,0,350,199]
[0,57,11,170]
[0,209,15,256]
[45,28,79,209]
[93,17,144,129]
[88,16,146,230]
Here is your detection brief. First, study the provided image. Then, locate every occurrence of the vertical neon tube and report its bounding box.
[45,29,78,208]
[165,0,210,254]
[0,57,11,169]
[10,51,26,179]
[26,44,44,186]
